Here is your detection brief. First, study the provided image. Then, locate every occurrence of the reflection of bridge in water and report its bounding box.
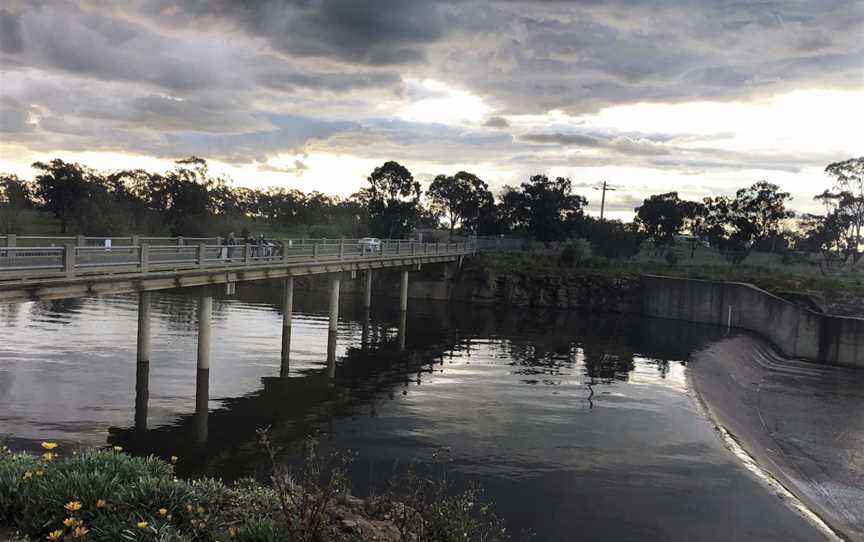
[107,301,721,480]
[0,235,473,468]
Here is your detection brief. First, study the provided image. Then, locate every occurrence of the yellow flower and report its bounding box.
[46,529,63,541]
[41,442,58,451]
[158,508,168,517]
[74,525,89,538]
[170,455,179,464]
[35,469,44,477]
[63,517,80,527]
[228,527,236,538]
[185,504,193,513]
[136,521,148,529]
[42,452,55,462]
[196,506,204,514]
[95,499,106,509]
[64,501,83,512]
[23,471,33,480]
[113,446,123,453]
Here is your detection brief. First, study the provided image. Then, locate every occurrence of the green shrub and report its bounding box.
[2,438,517,542]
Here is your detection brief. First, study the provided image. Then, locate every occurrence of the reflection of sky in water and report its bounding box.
[0,283,823,541]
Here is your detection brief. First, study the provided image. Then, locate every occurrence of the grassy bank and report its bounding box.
[468,252,864,316]
[0,439,511,542]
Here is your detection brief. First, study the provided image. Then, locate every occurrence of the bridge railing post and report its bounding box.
[396,241,401,255]
[313,243,319,261]
[64,244,76,277]
[198,243,207,268]
[339,240,345,260]
[245,243,252,265]
[6,233,15,248]
[140,244,149,273]
[282,241,290,264]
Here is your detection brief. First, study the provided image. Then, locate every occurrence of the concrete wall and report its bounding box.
[643,275,864,368]
[821,315,864,366]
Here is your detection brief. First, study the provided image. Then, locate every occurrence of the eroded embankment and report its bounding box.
[689,335,864,541]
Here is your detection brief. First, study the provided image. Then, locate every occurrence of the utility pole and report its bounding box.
[593,181,618,220]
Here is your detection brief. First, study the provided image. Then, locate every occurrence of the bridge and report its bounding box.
[0,234,474,428]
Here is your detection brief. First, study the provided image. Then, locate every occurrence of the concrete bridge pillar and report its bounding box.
[398,309,407,352]
[194,369,209,444]
[327,330,337,381]
[197,290,212,372]
[134,351,149,432]
[329,277,340,333]
[280,276,294,377]
[194,289,211,444]
[361,306,371,346]
[363,270,373,309]
[135,291,151,431]
[399,269,409,312]
[137,291,151,365]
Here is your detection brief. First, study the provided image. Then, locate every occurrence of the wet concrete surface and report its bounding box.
[690,334,864,541]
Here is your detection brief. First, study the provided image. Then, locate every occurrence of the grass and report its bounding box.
[0,437,514,542]
[469,251,864,308]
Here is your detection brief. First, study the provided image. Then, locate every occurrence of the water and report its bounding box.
[0,282,824,540]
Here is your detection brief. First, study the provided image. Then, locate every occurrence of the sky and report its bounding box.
[0,0,862,219]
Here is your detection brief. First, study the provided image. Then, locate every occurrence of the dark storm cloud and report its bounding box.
[483,116,511,128]
[0,0,859,181]
[165,0,457,65]
[0,8,24,54]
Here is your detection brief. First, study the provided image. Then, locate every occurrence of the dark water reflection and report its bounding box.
[0,281,822,540]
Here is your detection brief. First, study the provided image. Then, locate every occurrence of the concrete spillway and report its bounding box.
[690,334,864,541]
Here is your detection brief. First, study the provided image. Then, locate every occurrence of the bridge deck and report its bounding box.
[0,238,472,303]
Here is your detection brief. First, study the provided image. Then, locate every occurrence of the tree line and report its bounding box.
[0,156,861,264]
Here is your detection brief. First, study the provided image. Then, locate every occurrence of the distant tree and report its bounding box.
[0,174,31,233]
[581,217,645,259]
[359,161,421,238]
[31,159,99,233]
[702,181,794,263]
[517,175,587,245]
[427,171,494,239]
[634,192,689,250]
[823,157,864,262]
[162,157,216,236]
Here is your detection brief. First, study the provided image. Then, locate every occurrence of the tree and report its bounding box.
[634,192,689,250]
[0,174,31,233]
[32,159,99,233]
[517,175,587,245]
[427,171,493,239]
[823,157,864,262]
[702,181,794,263]
[359,161,421,239]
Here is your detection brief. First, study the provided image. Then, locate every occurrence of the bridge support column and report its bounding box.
[134,353,149,432]
[361,306,371,346]
[327,278,339,381]
[194,369,209,444]
[194,290,211,444]
[399,269,409,312]
[135,291,151,431]
[197,291,212,372]
[363,270,373,310]
[280,276,293,377]
[137,291,151,365]
[327,330,337,381]
[329,277,340,333]
[398,309,407,352]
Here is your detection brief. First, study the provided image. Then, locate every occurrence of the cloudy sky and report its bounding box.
[0,0,862,218]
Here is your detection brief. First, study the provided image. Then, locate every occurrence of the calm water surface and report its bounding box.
[0,282,823,540]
